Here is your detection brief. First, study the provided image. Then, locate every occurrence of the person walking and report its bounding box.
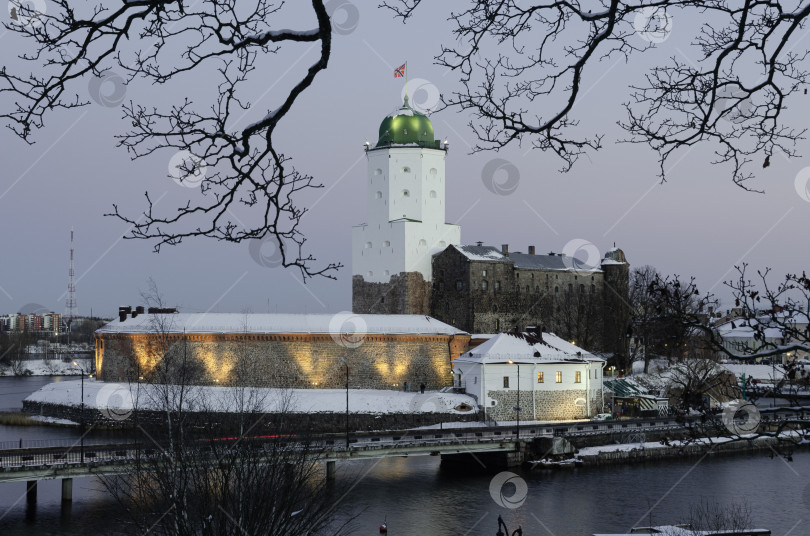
[419,382,425,394]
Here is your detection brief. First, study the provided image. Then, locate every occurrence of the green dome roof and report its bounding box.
[376,95,441,149]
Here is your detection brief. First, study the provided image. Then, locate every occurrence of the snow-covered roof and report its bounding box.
[453,332,603,365]
[716,312,809,337]
[447,244,602,272]
[97,313,467,336]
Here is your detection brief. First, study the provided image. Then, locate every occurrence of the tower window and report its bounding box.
[429,168,437,175]
[438,241,446,247]
[374,168,382,175]
[383,240,390,247]
[419,239,427,246]
[429,190,437,198]
[402,189,410,197]
[367,271,373,277]
[384,270,390,276]
[375,191,382,199]
[364,242,372,249]
[402,166,411,173]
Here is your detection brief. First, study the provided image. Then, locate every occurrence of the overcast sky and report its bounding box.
[1,2,808,319]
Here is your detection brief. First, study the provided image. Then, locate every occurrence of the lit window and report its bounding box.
[575,371,581,383]
[537,372,544,383]
[556,371,562,383]
[503,376,510,388]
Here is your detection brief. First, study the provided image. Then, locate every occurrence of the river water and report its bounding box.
[0,377,808,535]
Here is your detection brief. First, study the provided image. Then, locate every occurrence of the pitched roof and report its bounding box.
[453,332,603,364]
[447,244,601,271]
[97,313,467,336]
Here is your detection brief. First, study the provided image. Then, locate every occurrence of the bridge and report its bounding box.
[2,408,803,506]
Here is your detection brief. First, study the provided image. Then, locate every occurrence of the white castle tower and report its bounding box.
[352,95,461,314]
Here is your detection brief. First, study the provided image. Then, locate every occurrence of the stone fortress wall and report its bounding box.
[96,332,469,391]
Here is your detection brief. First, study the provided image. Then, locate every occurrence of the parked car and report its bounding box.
[592,413,613,421]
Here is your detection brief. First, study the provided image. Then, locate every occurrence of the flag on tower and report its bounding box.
[394,63,406,78]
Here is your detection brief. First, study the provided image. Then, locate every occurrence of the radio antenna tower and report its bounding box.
[65,227,78,323]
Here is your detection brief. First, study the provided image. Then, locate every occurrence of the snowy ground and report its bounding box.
[0,358,93,377]
[25,379,479,415]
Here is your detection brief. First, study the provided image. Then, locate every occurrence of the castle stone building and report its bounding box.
[352,98,630,355]
[95,312,469,391]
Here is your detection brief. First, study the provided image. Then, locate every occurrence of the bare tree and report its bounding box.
[384,1,809,190]
[1,1,340,279]
[629,265,661,373]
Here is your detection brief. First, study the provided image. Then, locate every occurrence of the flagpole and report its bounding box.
[405,61,408,99]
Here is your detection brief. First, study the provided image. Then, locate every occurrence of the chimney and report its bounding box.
[118,306,131,323]
[476,241,483,247]
[528,245,535,255]
[501,244,509,257]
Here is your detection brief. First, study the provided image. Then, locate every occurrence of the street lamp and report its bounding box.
[72,361,87,463]
[508,360,520,451]
[339,357,349,450]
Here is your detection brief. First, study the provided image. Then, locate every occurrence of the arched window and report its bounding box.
[374,168,382,175]
[383,240,390,247]
[375,191,382,199]
[429,190,437,198]
[429,168,438,175]
[419,239,427,246]
[364,242,372,249]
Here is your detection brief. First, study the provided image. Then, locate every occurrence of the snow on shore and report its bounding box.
[0,358,93,377]
[25,380,479,416]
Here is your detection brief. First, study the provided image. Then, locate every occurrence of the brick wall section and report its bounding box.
[352,272,431,315]
[97,332,470,390]
[486,389,603,421]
